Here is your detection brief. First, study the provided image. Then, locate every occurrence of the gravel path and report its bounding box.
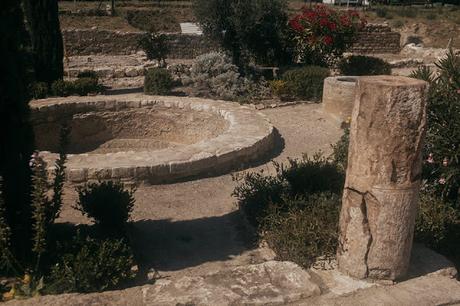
[58,103,343,282]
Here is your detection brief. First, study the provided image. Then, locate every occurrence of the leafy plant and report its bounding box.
[261,192,340,269]
[289,5,366,67]
[269,80,289,98]
[144,68,174,95]
[50,79,74,97]
[233,153,343,229]
[411,49,460,202]
[281,66,330,101]
[193,0,293,67]
[184,52,245,100]
[72,77,102,96]
[330,127,350,172]
[29,82,49,99]
[46,233,136,293]
[138,31,169,68]
[74,181,135,232]
[76,70,98,81]
[338,55,392,76]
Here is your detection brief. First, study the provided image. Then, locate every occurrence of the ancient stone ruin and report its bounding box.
[337,75,428,280]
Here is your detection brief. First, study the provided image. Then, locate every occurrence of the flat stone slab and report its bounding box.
[30,94,277,184]
[144,261,321,305]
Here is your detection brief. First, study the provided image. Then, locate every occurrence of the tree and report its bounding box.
[23,0,64,84]
[193,0,294,68]
[0,0,35,269]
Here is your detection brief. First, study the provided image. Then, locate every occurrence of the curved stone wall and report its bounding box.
[30,94,277,184]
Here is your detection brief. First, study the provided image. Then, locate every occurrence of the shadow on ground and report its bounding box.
[128,210,256,282]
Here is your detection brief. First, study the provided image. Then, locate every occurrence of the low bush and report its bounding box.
[281,66,330,101]
[233,154,343,229]
[47,233,136,293]
[51,80,74,97]
[74,181,135,232]
[330,127,350,172]
[76,70,98,81]
[144,68,174,95]
[30,82,49,99]
[72,77,102,96]
[415,192,460,255]
[234,154,343,268]
[261,193,340,268]
[184,52,243,100]
[269,80,289,98]
[338,55,392,76]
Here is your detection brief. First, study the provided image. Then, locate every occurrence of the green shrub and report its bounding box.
[138,31,169,68]
[411,49,460,202]
[392,20,404,28]
[74,181,135,231]
[51,79,74,97]
[261,192,340,268]
[30,82,49,99]
[415,192,460,261]
[281,66,330,101]
[47,234,136,293]
[330,127,350,172]
[193,0,293,67]
[338,55,392,76]
[72,77,102,96]
[76,70,98,81]
[144,68,174,95]
[375,7,387,18]
[233,153,343,229]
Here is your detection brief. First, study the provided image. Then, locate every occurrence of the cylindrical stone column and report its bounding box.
[322,76,357,121]
[337,76,428,280]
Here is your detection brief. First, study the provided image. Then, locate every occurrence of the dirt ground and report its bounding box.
[57,103,342,283]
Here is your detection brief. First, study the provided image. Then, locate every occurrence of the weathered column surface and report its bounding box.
[337,76,428,280]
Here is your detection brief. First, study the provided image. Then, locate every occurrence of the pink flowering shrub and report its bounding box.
[289,5,366,67]
[412,49,460,203]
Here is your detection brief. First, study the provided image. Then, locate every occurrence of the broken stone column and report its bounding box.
[337,76,428,280]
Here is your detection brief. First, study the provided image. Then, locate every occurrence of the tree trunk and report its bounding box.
[0,0,35,266]
[23,0,64,84]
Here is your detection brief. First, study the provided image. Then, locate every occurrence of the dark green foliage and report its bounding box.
[193,0,293,67]
[338,55,392,76]
[281,66,330,101]
[0,0,35,267]
[29,82,49,99]
[75,181,135,231]
[233,154,343,229]
[415,192,460,262]
[138,31,169,67]
[409,65,433,82]
[76,70,98,81]
[261,193,340,268]
[330,127,350,172]
[375,7,388,18]
[234,154,343,268]
[144,68,174,95]
[23,0,64,84]
[72,77,102,96]
[412,49,460,202]
[50,79,74,97]
[47,234,136,293]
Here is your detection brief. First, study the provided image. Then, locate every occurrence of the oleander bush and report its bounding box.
[281,66,330,101]
[289,5,366,67]
[144,68,174,95]
[338,55,392,76]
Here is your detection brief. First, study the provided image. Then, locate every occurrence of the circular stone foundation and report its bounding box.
[31,94,277,184]
[322,76,358,121]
